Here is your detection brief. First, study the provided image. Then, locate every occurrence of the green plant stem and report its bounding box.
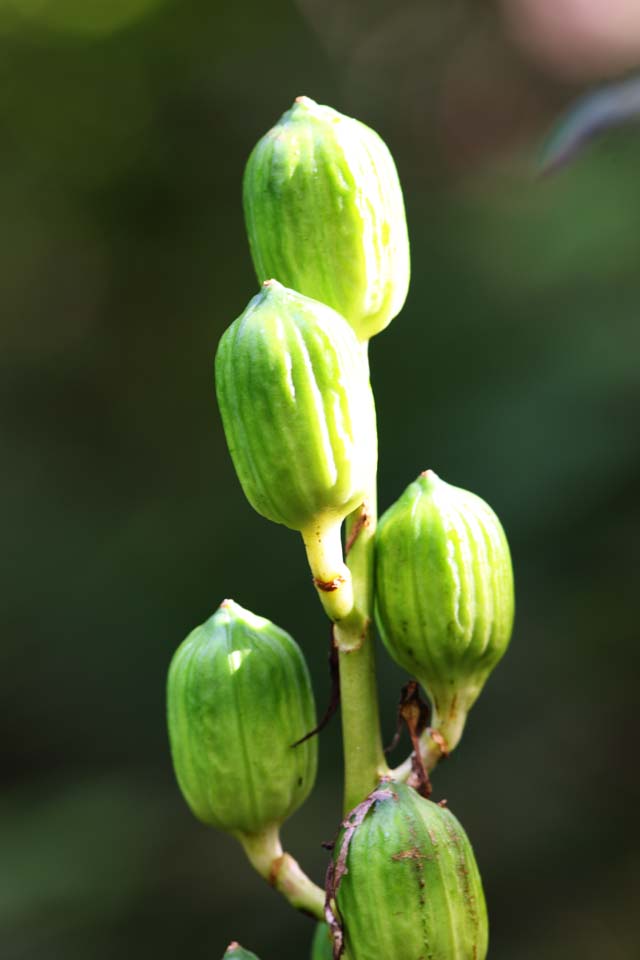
[239,825,325,920]
[333,400,389,811]
[336,613,388,812]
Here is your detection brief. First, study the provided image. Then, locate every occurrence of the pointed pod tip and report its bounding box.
[261,278,285,297]
[214,599,273,634]
[418,469,440,487]
[213,598,237,627]
[223,944,260,960]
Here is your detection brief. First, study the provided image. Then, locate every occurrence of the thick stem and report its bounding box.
[329,344,388,813]
[238,825,325,920]
[335,489,389,813]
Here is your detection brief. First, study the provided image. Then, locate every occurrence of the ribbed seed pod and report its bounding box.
[167,599,317,836]
[375,470,514,751]
[333,782,488,960]
[243,96,410,342]
[223,943,261,960]
[215,280,377,620]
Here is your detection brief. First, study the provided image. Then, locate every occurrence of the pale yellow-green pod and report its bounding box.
[215,280,377,620]
[375,470,514,752]
[243,96,410,341]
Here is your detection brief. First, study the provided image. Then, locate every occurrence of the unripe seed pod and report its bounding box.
[215,280,377,620]
[243,96,410,342]
[375,470,514,751]
[223,943,260,960]
[167,599,317,836]
[332,781,488,960]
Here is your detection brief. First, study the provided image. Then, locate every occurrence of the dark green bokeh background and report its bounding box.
[2,1,639,958]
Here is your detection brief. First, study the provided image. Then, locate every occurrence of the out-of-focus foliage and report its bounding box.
[1,2,639,959]
[0,0,167,36]
[539,74,640,174]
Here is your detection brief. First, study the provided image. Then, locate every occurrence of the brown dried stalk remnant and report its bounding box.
[386,681,432,798]
[324,786,396,959]
[314,575,347,593]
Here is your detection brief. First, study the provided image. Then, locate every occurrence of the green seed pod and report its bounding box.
[167,599,317,837]
[311,923,334,960]
[223,943,261,960]
[215,280,377,620]
[375,470,514,752]
[243,96,410,342]
[332,781,488,960]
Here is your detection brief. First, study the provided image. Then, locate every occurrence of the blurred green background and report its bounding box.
[1,1,639,958]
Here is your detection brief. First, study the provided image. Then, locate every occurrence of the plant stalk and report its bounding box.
[239,825,325,920]
[302,519,354,622]
[333,348,388,810]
